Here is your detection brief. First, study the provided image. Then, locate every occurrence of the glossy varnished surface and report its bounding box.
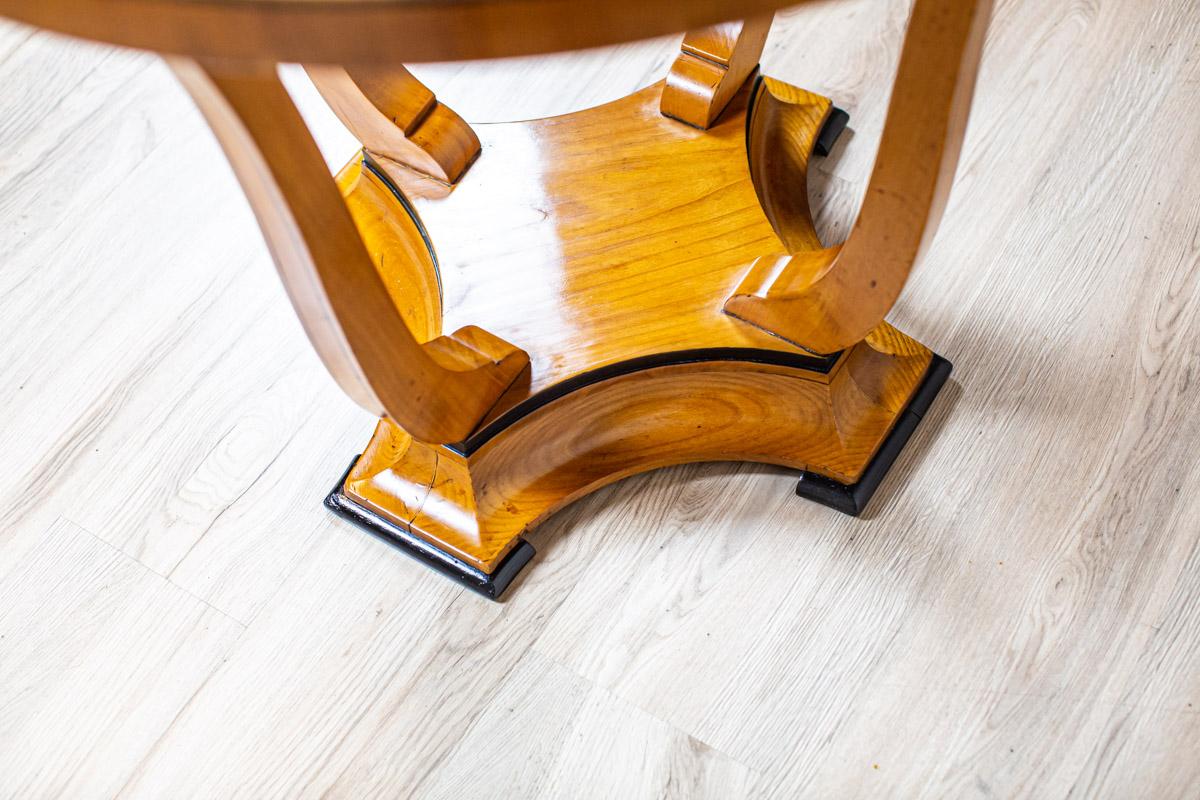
[345,324,932,572]
[725,0,991,354]
[0,0,805,63]
[4,0,1200,796]
[372,81,819,402]
[309,64,481,184]
[661,17,772,128]
[336,71,934,574]
[170,58,529,445]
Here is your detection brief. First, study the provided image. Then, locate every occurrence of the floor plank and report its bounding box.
[416,650,756,800]
[0,519,243,799]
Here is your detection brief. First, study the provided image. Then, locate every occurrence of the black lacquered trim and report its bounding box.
[814,107,850,157]
[361,153,443,303]
[744,73,850,161]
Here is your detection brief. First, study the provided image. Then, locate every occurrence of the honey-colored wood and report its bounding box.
[306,65,481,184]
[346,324,932,572]
[724,0,992,355]
[661,16,773,129]
[335,159,442,342]
[0,0,805,64]
[365,81,813,405]
[330,75,939,572]
[6,0,1200,794]
[1,0,984,584]
[169,58,528,444]
[744,81,833,253]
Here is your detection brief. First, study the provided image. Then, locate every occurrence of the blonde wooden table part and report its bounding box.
[0,0,989,597]
[3,0,1200,796]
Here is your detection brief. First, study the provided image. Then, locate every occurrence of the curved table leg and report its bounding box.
[169,57,528,444]
[725,0,992,355]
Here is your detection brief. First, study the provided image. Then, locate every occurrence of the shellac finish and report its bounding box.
[334,75,942,575]
[0,0,985,594]
[3,0,1199,793]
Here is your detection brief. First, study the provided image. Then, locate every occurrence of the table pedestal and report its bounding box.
[320,78,952,597]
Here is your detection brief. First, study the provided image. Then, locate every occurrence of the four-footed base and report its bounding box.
[796,354,952,516]
[318,75,953,600]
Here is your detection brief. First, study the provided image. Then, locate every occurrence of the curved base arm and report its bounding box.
[661,16,773,129]
[325,325,943,598]
[306,65,480,185]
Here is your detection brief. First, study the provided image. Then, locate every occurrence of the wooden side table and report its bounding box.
[0,0,991,598]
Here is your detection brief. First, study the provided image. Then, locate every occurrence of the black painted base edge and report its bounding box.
[324,458,535,601]
[815,106,850,157]
[796,353,953,517]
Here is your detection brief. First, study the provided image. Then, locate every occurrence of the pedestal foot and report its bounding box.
[325,458,535,600]
[795,354,952,516]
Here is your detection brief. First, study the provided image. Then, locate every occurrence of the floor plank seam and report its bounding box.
[528,643,762,781]
[57,512,251,628]
[311,590,493,797]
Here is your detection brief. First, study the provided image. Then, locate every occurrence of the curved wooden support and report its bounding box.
[744,80,834,253]
[335,158,442,342]
[725,0,992,354]
[338,324,934,578]
[661,16,773,129]
[169,58,528,444]
[305,65,480,184]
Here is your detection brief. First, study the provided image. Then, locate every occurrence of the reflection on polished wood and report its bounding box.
[0,0,807,64]
[323,72,941,574]
[0,0,988,595]
[307,65,481,184]
[346,324,932,573]
[323,2,987,586]
[725,0,993,354]
[168,57,529,445]
[370,81,813,404]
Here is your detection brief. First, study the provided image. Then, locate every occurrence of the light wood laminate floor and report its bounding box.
[1,1,1198,797]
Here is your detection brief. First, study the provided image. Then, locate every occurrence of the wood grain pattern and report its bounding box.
[346,325,931,572]
[307,64,481,184]
[742,79,832,252]
[0,0,806,64]
[369,80,815,403]
[661,16,773,129]
[326,72,933,573]
[0,520,243,798]
[2,0,1200,796]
